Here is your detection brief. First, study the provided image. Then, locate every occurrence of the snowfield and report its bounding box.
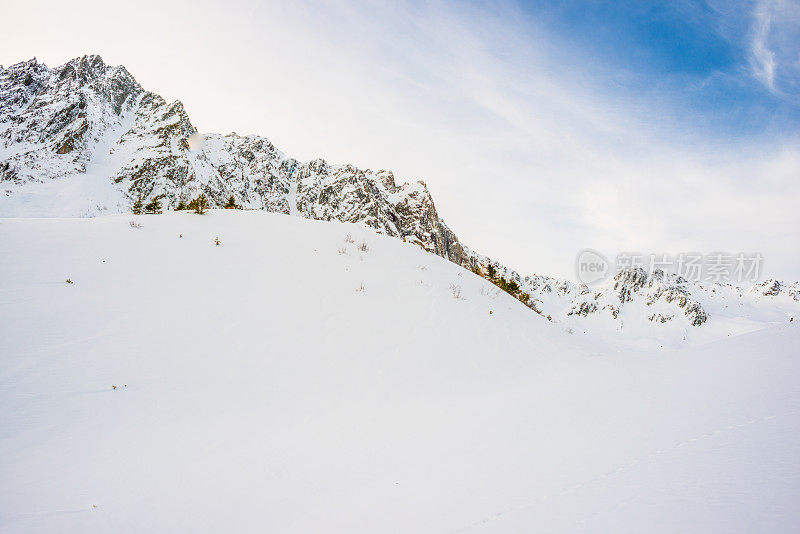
[1,211,799,533]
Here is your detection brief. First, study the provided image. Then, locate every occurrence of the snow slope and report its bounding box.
[1,211,799,533]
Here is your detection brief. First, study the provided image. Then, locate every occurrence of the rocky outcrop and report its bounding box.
[547,267,710,327]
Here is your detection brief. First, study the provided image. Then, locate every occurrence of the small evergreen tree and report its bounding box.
[506,278,520,295]
[497,276,508,292]
[495,276,520,296]
[132,196,144,215]
[486,264,497,281]
[224,195,240,209]
[144,197,162,214]
[193,193,208,214]
[176,200,187,211]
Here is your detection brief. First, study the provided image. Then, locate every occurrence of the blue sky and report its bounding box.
[1,0,799,279]
[512,0,800,137]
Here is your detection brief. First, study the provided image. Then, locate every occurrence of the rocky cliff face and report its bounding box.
[2,55,798,338]
[1,55,145,183]
[1,55,465,263]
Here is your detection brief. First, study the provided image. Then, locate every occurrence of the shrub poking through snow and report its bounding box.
[131,196,144,215]
[496,276,520,296]
[214,236,221,246]
[189,194,209,214]
[356,282,365,292]
[66,278,73,284]
[358,241,369,252]
[145,197,162,214]
[449,283,464,300]
[224,195,241,209]
[474,263,532,308]
[129,219,142,229]
[486,264,497,281]
[481,286,499,298]
[344,233,354,243]
[470,263,536,310]
[338,246,348,255]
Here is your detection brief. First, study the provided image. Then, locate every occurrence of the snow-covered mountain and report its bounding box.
[1,55,798,342]
[0,55,464,263]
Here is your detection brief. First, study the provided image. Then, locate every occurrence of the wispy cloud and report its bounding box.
[750,0,778,91]
[747,0,800,100]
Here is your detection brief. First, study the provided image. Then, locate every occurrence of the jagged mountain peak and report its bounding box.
[57,54,107,78]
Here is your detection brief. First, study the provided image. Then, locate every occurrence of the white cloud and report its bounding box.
[751,0,778,91]
[747,0,800,99]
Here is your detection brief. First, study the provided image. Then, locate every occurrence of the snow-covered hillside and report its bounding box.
[1,211,799,533]
[2,54,798,341]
